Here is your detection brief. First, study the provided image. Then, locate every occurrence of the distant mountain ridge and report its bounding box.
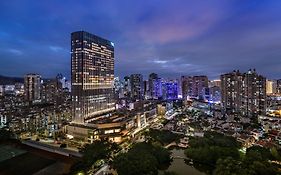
[0,75,24,85]
[0,75,59,85]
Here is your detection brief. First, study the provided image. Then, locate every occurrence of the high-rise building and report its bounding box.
[143,80,149,99]
[123,76,131,98]
[181,76,193,100]
[192,76,209,99]
[277,79,281,94]
[148,73,158,99]
[209,80,221,88]
[71,31,115,124]
[24,73,41,102]
[153,78,163,99]
[209,86,221,102]
[242,69,266,116]
[221,69,266,116]
[41,79,63,105]
[130,74,143,100]
[266,80,275,95]
[181,75,208,100]
[221,70,243,113]
[114,77,122,99]
[208,79,221,102]
[162,80,178,100]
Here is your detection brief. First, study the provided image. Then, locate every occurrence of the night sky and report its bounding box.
[0,0,281,80]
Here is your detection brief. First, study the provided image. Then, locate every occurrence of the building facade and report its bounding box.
[41,79,63,105]
[192,76,209,99]
[181,76,193,100]
[242,70,266,116]
[221,70,243,113]
[24,73,41,102]
[71,31,115,124]
[277,79,281,94]
[148,73,158,99]
[221,69,266,116]
[181,75,208,100]
[130,74,144,100]
[162,80,178,100]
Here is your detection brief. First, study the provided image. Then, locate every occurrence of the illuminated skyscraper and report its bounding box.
[71,31,115,124]
[24,73,41,102]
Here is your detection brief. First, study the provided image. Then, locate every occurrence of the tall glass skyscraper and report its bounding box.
[71,31,115,124]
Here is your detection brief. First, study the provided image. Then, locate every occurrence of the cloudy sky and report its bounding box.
[0,0,281,80]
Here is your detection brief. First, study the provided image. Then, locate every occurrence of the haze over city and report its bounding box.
[1,0,281,79]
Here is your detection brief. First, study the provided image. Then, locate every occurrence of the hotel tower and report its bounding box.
[71,31,115,124]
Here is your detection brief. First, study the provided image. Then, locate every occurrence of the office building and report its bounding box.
[71,31,115,124]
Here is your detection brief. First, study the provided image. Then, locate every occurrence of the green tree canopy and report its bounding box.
[0,129,14,142]
[113,142,171,175]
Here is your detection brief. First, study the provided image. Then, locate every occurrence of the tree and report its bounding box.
[185,146,240,165]
[245,146,273,162]
[81,140,118,167]
[250,161,278,175]
[185,132,240,165]
[145,129,182,146]
[163,171,178,175]
[113,142,171,175]
[113,152,158,175]
[270,147,281,161]
[214,157,248,175]
[0,129,14,142]
[70,140,119,174]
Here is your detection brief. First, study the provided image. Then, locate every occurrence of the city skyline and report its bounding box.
[1,1,281,175]
[1,1,281,80]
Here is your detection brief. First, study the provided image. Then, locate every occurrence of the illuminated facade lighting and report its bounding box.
[71,31,115,124]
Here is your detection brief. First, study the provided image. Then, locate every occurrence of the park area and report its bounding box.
[0,144,55,175]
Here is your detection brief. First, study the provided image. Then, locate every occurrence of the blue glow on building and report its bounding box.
[162,81,178,100]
